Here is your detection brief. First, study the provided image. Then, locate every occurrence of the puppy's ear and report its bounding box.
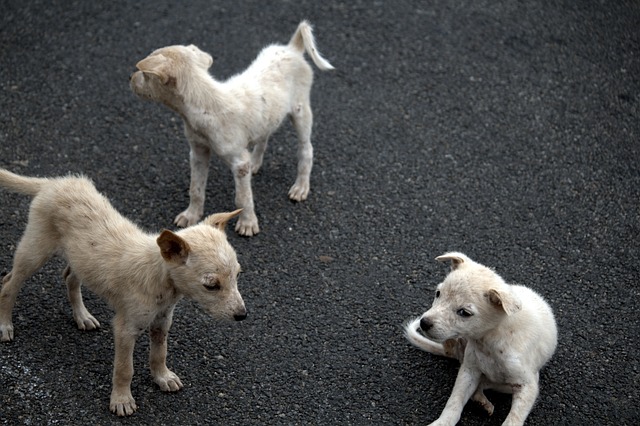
[157,229,191,264]
[436,252,468,270]
[187,44,214,68]
[136,54,172,84]
[486,289,522,316]
[202,209,243,231]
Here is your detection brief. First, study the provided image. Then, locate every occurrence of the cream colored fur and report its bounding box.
[404,252,557,426]
[0,168,247,416]
[130,20,334,236]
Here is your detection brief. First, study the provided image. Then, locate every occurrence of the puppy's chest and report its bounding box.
[131,290,180,328]
[470,343,523,384]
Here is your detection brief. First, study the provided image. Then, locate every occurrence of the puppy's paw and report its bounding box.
[288,182,310,201]
[174,210,201,228]
[235,216,260,237]
[154,370,184,392]
[443,338,466,362]
[0,322,14,342]
[427,420,451,426]
[110,392,137,416]
[251,160,263,175]
[74,310,101,331]
[472,389,495,416]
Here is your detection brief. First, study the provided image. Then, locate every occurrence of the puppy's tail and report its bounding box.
[0,168,48,197]
[289,20,335,71]
[403,317,465,362]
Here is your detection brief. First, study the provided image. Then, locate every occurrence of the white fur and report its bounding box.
[404,252,557,426]
[130,21,334,236]
[0,168,246,416]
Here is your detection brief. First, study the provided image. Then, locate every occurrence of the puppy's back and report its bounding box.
[21,174,146,255]
[509,285,558,367]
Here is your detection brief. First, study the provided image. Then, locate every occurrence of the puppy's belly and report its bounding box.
[479,378,516,394]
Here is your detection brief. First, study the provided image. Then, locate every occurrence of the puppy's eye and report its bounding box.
[203,283,221,291]
[435,290,441,298]
[456,308,473,317]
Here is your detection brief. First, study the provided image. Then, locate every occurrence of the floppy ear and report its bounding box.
[187,44,214,68]
[435,252,468,270]
[157,230,191,264]
[202,209,243,231]
[486,288,522,316]
[136,54,172,84]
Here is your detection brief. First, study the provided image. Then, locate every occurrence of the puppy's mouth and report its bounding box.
[418,320,454,342]
[415,325,444,342]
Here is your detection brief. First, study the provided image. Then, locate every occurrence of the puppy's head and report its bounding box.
[130,44,213,108]
[156,209,247,322]
[418,252,521,342]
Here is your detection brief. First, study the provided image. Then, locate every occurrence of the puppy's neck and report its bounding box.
[178,69,226,112]
[179,86,233,139]
[129,236,178,294]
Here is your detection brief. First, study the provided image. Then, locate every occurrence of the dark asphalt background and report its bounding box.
[0,1,638,425]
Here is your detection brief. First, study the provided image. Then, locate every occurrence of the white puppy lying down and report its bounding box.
[404,252,557,426]
[130,21,334,236]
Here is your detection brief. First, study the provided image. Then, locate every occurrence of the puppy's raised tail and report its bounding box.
[404,317,466,362]
[289,20,335,71]
[0,168,48,197]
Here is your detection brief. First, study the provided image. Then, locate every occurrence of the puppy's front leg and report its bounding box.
[232,153,259,236]
[175,138,211,228]
[502,380,539,426]
[110,314,142,416]
[429,364,482,426]
[149,308,183,392]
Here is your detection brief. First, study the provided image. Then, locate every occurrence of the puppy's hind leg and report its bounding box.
[63,265,100,330]
[0,224,57,341]
[288,100,313,201]
[471,386,495,416]
[251,135,269,175]
[149,307,183,392]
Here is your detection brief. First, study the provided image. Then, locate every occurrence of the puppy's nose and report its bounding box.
[419,317,433,332]
[234,310,247,321]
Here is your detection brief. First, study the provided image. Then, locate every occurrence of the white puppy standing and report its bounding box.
[404,252,557,426]
[0,168,247,416]
[130,21,334,236]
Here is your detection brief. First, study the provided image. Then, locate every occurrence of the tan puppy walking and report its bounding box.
[0,168,247,416]
[130,21,334,236]
[404,252,557,426]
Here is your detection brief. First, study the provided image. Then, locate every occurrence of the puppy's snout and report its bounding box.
[419,317,433,332]
[234,308,247,322]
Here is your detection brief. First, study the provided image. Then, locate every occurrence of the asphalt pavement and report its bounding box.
[0,1,638,425]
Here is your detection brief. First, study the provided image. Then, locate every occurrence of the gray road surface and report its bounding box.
[0,1,638,425]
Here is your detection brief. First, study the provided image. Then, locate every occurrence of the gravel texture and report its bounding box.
[0,1,638,425]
